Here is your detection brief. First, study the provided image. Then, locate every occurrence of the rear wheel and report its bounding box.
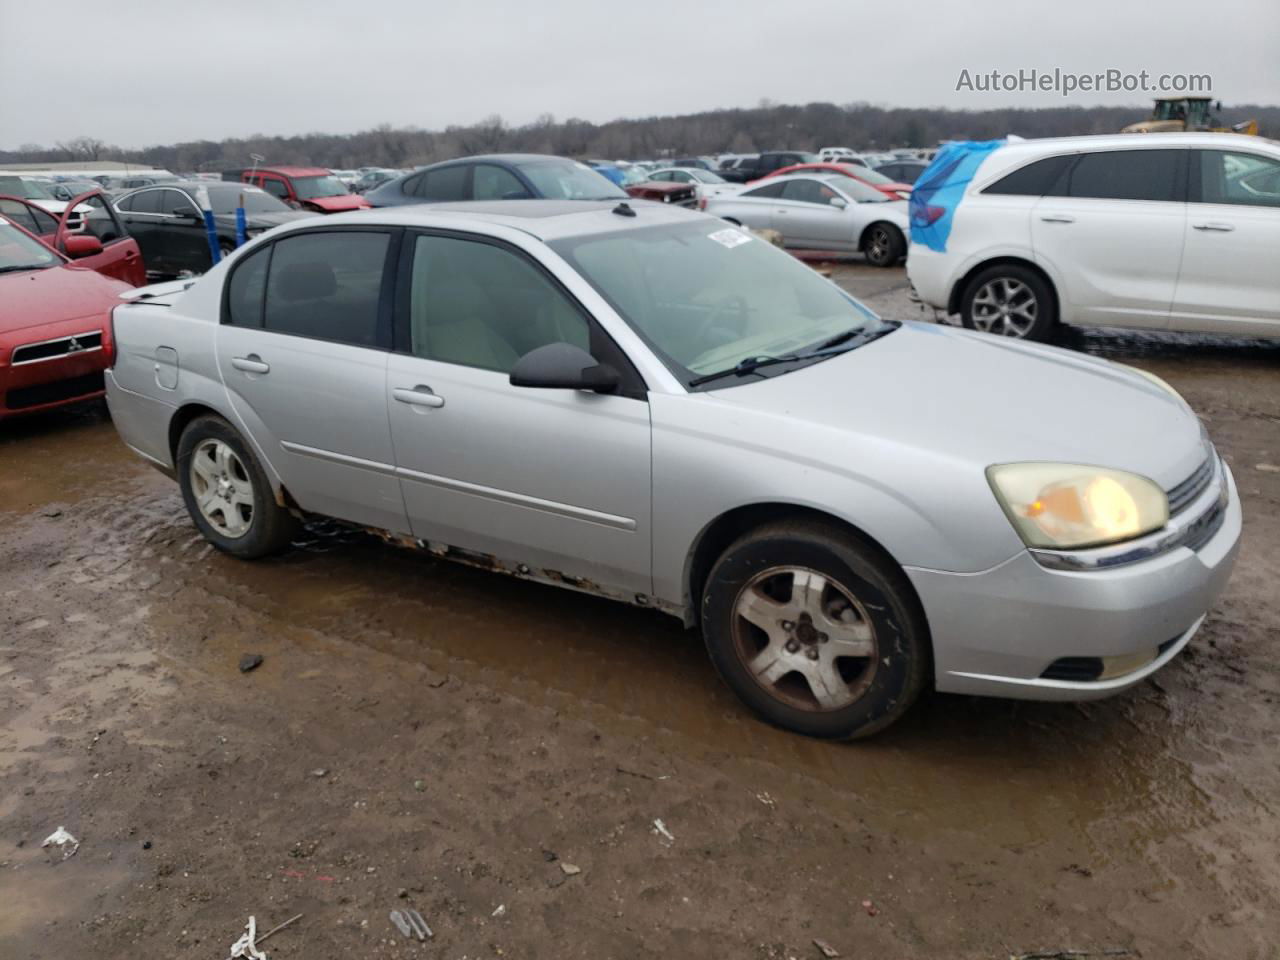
[701,519,929,739]
[862,222,905,267]
[176,415,297,559]
[960,264,1056,341]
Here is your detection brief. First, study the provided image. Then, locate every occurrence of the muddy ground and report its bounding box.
[2,264,1278,959]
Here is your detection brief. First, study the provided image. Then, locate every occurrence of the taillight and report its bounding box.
[698,197,707,210]
[912,204,946,226]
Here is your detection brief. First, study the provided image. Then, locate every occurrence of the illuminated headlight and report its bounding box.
[987,463,1169,550]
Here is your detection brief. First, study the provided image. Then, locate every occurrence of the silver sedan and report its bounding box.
[105,201,1241,739]
[705,172,910,266]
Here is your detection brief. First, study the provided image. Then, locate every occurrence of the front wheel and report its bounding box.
[176,415,297,559]
[701,519,929,739]
[862,222,905,267]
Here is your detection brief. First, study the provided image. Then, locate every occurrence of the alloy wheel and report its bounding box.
[866,226,893,265]
[970,277,1038,337]
[731,566,878,712]
[190,438,254,538]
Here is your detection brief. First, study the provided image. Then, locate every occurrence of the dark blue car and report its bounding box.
[365,154,627,207]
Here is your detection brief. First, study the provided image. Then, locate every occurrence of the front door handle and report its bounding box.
[1192,222,1235,232]
[1039,214,1075,223]
[393,385,445,408]
[231,354,270,374]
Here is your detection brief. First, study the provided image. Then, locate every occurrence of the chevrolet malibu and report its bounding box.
[104,200,1241,739]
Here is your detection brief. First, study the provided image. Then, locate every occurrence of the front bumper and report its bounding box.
[906,463,1242,701]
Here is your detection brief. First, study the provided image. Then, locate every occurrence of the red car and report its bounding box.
[755,162,912,200]
[0,214,133,419]
[0,190,145,287]
[625,180,697,206]
[222,166,371,214]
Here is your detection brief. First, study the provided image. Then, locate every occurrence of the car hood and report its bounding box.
[0,265,129,337]
[302,194,370,212]
[706,322,1206,490]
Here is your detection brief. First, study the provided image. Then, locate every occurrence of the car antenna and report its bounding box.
[612,201,636,217]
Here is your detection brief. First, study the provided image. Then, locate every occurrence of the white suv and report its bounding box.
[907,133,1280,341]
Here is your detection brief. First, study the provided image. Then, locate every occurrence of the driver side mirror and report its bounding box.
[172,205,202,220]
[510,342,620,394]
[829,196,848,209]
[63,234,103,258]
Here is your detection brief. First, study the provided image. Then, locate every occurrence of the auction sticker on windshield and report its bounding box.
[708,227,751,249]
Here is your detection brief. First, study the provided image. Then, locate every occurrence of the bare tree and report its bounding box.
[55,136,107,161]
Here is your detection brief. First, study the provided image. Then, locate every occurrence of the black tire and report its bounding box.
[700,518,929,739]
[862,221,905,267]
[960,263,1057,341]
[176,414,297,559]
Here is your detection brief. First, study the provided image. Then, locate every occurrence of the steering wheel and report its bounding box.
[692,294,749,343]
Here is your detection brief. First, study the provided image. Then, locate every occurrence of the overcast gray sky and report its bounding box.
[2,0,1277,150]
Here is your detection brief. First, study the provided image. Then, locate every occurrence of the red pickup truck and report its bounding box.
[221,166,370,214]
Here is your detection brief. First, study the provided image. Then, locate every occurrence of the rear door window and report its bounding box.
[127,190,164,214]
[1060,149,1184,202]
[419,165,470,201]
[740,181,785,200]
[226,244,271,328]
[984,155,1073,196]
[260,231,391,347]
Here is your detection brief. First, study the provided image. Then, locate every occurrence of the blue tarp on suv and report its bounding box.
[908,139,1007,253]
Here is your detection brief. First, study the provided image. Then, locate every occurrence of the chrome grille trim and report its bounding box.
[10,331,103,366]
[1167,455,1214,516]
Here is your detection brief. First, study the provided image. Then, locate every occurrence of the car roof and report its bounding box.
[424,154,578,169]
[998,131,1279,153]
[272,199,707,242]
[256,166,331,176]
[972,132,1280,187]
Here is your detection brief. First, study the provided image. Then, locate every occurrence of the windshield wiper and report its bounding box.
[0,264,52,275]
[688,322,899,388]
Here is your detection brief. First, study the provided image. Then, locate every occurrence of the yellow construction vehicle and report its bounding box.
[1122,97,1259,135]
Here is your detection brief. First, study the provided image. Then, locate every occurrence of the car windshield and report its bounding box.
[517,160,626,200]
[689,169,726,184]
[0,177,53,200]
[0,218,60,273]
[291,175,349,199]
[208,186,292,214]
[551,219,888,388]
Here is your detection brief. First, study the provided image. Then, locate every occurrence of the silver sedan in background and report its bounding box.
[104,201,1240,739]
[706,172,911,265]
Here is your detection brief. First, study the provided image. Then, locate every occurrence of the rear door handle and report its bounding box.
[1192,222,1235,232]
[231,354,270,374]
[1039,214,1075,223]
[393,385,445,408]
